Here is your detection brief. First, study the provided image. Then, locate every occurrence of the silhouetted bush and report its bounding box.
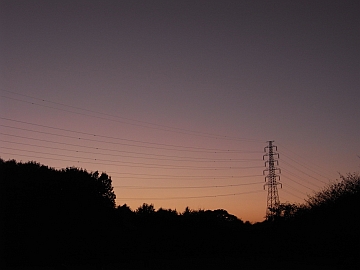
[265,174,360,267]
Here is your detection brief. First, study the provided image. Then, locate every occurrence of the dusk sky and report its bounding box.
[1,0,359,222]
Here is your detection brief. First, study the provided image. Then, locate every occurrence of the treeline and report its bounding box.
[0,159,251,268]
[1,158,359,269]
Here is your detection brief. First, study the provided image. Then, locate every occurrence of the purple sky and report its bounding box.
[1,0,359,222]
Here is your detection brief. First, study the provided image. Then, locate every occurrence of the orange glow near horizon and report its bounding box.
[1,100,355,223]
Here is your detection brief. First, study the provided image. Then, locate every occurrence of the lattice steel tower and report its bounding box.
[263,141,282,220]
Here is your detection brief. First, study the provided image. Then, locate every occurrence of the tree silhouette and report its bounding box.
[264,173,360,268]
[0,159,117,267]
[135,203,156,216]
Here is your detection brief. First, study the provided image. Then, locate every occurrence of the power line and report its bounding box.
[0,135,260,163]
[0,153,262,179]
[0,147,263,170]
[0,149,264,170]
[277,142,334,180]
[281,168,322,189]
[0,120,261,153]
[0,152,263,180]
[281,159,328,185]
[281,189,305,201]
[107,171,263,180]
[281,152,331,182]
[282,173,317,192]
[0,124,239,153]
[115,190,264,200]
[284,183,309,196]
[0,90,264,143]
[113,182,263,189]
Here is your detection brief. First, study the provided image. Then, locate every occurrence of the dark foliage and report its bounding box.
[263,174,360,268]
[1,158,359,269]
[0,159,116,267]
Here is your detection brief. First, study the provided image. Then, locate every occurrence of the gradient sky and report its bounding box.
[1,0,359,222]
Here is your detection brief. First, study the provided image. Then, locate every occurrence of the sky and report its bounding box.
[1,0,359,222]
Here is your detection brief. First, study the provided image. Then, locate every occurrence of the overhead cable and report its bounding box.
[0,90,264,143]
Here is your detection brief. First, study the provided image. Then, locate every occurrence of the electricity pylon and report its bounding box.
[263,141,282,220]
